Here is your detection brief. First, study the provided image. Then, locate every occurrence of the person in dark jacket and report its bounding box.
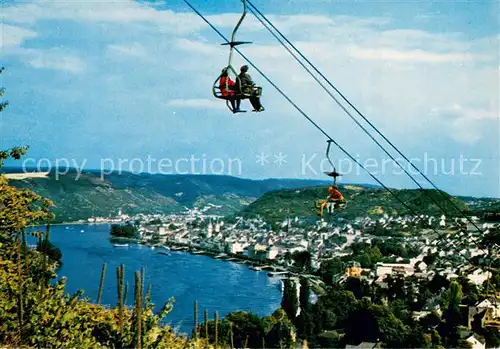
[236,65,264,112]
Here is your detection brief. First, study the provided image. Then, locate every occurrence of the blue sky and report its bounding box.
[1,0,498,197]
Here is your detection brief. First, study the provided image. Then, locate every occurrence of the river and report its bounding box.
[27,223,283,334]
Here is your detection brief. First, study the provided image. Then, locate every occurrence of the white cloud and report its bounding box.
[1,0,498,194]
[2,0,244,34]
[429,105,498,145]
[175,38,219,55]
[431,105,498,121]
[348,47,491,63]
[448,117,489,145]
[28,50,86,74]
[167,98,228,110]
[107,43,148,58]
[0,24,37,48]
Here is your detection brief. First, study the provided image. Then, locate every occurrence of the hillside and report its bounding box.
[5,169,330,222]
[239,184,491,222]
[6,167,497,224]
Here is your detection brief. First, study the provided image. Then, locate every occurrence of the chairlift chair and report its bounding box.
[315,139,347,216]
[212,0,263,113]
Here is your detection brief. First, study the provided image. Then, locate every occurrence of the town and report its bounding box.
[93,203,500,348]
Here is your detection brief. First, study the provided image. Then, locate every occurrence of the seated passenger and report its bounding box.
[320,185,345,216]
[236,65,264,112]
[219,68,239,112]
[327,185,344,202]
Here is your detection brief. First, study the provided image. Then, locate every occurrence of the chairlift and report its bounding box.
[212,0,263,113]
[316,140,347,216]
[324,139,342,185]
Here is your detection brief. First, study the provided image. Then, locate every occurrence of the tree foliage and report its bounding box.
[291,251,312,272]
[36,239,63,265]
[0,156,209,347]
[199,309,295,348]
[281,279,299,322]
[110,224,139,239]
[0,71,208,348]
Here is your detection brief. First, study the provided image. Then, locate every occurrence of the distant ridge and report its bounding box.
[0,166,381,189]
[238,184,500,223]
[3,169,341,223]
[4,166,498,223]
[4,171,49,180]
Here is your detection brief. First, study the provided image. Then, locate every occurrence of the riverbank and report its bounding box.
[26,220,113,227]
[142,241,327,300]
[27,223,283,334]
[135,239,324,287]
[42,222,323,287]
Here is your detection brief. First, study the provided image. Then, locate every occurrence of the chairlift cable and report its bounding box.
[246,0,487,238]
[245,1,490,258]
[224,0,251,67]
[325,140,334,172]
[246,1,493,267]
[325,140,340,185]
[182,0,495,271]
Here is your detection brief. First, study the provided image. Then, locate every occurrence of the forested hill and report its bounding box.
[238,184,498,223]
[5,167,497,224]
[4,168,331,222]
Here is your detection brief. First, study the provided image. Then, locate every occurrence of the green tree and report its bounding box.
[481,327,500,348]
[419,311,442,330]
[390,299,411,323]
[428,274,450,294]
[456,276,479,306]
[344,298,409,347]
[319,289,358,328]
[224,311,264,348]
[318,257,343,285]
[423,253,438,266]
[263,309,296,348]
[344,277,372,300]
[295,277,314,339]
[36,240,62,266]
[344,298,378,344]
[199,310,294,349]
[310,301,336,335]
[110,224,138,239]
[281,279,299,322]
[439,281,463,347]
[0,69,206,349]
[358,253,373,268]
[456,339,473,349]
[386,275,406,301]
[316,331,342,348]
[292,251,312,272]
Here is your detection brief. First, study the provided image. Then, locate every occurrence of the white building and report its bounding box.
[467,269,492,286]
[476,299,500,319]
[415,261,427,272]
[440,215,446,227]
[376,263,414,278]
[465,335,485,349]
[287,245,307,254]
[266,246,281,260]
[207,221,213,238]
[228,242,245,254]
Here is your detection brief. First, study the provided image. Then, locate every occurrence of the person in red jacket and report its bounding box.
[219,68,240,112]
[328,185,344,202]
[319,185,345,216]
